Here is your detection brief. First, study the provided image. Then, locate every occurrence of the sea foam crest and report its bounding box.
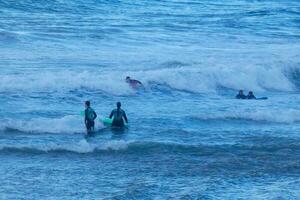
[194,109,300,124]
[0,115,103,134]
[0,140,130,153]
[0,64,296,94]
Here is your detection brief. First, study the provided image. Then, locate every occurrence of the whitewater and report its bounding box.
[0,0,300,199]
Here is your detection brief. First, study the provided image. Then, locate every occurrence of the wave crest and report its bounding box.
[0,115,102,134]
[191,109,300,124]
[0,64,297,95]
[0,140,129,154]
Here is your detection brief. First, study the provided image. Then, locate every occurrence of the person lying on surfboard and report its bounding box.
[109,102,128,128]
[84,101,97,134]
[126,76,144,89]
[236,90,247,99]
[235,90,267,100]
[247,91,256,99]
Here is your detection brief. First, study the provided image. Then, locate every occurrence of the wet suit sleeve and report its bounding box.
[93,111,97,120]
[84,109,88,124]
[137,80,144,88]
[109,110,114,119]
[123,111,128,123]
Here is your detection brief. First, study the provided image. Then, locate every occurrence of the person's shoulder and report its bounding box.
[132,79,141,83]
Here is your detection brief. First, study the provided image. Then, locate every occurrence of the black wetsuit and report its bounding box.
[85,107,97,133]
[247,94,256,99]
[236,94,247,99]
[109,108,128,127]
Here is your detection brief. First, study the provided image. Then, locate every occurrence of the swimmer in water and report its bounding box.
[126,76,144,89]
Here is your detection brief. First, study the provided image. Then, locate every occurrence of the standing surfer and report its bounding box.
[84,101,97,134]
[109,102,128,128]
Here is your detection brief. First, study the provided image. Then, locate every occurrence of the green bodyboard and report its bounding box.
[102,118,113,126]
[80,111,85,116]
[101,118,128,128]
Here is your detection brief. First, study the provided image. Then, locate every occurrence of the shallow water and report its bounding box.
[0,0,300,199]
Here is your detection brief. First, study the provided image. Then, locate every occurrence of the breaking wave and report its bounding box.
[0,115,104,134]
[191,109,300,124]
[0,64,297,95]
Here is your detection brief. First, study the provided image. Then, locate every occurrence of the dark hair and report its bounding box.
[85,101,90,107]
[117,102,121,108]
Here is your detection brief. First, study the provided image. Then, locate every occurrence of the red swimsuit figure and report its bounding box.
[126,76,144,89]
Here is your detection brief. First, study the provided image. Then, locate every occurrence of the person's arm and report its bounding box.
[109,110,114,119]
[84,110,87,124]
[123,111,128,124]
[93,111,97,120]
[137,80,144,88]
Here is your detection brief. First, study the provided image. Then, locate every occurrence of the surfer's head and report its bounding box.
[126,76,131,82]
[85,100,90,108]
[117,102,121,108]
[239,90,244,95]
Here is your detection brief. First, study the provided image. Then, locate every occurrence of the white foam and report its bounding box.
[0,139,130,153]
[0,115,104,134]
[0,70,134,95]
[134,65,295,93]
[100,140,129,151]
[0,64,296,95]
[196,109,300,124]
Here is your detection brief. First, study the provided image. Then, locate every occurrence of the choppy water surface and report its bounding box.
[0,0,300,199]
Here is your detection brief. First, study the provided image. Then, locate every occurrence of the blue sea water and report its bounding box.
[0,0,300,199]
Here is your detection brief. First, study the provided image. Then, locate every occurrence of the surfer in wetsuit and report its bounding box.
[126,76,144,89]
[109,102,128,128]
[236,90,247,99]
[84,101,97,134]
[247,91,256,99]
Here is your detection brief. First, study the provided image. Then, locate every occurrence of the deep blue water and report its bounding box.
[0,0,300,199]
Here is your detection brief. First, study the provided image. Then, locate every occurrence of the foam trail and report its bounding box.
[135,65,295,92]
[0,115,104,134]
[0,64,296,95]
[0,70,134,95]
[193,109,300,124]
[0,140,130,153]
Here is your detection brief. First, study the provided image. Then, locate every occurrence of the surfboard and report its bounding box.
[256,97,268,100]
[102,117,113,126]
[101,118,128,128]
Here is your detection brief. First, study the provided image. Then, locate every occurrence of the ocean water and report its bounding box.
[0,0,300,199]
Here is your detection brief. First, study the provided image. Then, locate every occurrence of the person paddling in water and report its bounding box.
[126,76,144,89]
[84,101,97,134]
[236,90,247,99]
[247,91,256,99]
[109,102,128,128]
